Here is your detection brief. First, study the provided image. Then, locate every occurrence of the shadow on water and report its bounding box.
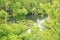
[26,13,48,23]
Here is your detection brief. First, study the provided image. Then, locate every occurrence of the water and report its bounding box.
[35,18,46,31]
[27,17,48,33]
[27,28,31,33]
[26,15,48,33]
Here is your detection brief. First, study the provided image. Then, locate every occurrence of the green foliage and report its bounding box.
[0,0,60,40]
[13,7,28,20]
[11,23,28,35]
[0,10,7,19]
[0,23,28,40]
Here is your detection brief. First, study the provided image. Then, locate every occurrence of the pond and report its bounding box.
[26,14,48,33]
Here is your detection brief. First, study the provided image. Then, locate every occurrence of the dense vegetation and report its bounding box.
[0,0,60,40]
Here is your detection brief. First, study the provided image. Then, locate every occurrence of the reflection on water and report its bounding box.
[27,28,31,33]
[35,18,48,31]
